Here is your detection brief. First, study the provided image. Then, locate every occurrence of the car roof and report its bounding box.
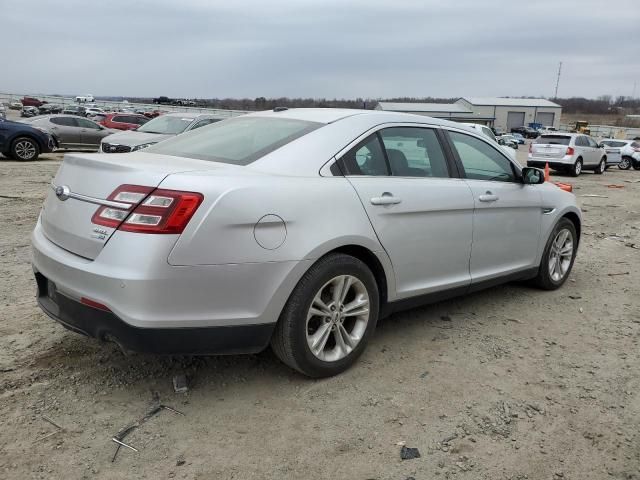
[245,108,489,133]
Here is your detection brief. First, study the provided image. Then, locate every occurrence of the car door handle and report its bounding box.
[370,193,402,205]
[479,192,499,202]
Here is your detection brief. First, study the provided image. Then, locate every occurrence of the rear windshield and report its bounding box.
[535,135,571,145]
[138,115,193,135]
[146,116,322,165]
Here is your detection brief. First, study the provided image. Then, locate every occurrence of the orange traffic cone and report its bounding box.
[544,162,550,181]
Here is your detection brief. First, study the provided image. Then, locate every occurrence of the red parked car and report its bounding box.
[21,96,46,107]
[99,113,149,131]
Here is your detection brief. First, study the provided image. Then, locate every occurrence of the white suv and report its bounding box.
[528,133,607,176]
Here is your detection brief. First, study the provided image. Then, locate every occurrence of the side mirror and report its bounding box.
[522,167,545,185]
[497,138,505,145]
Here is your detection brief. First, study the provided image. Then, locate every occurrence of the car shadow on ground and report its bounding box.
[30,280,537,390]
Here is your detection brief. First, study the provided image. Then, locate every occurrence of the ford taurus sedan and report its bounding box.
[32,109,581,377]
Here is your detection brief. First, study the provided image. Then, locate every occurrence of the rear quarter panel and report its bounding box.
[163,173,386,266]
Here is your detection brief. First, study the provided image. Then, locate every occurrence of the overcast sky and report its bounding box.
[2,0,639,100]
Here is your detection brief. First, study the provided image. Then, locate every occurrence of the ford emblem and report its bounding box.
[55,185,70,201]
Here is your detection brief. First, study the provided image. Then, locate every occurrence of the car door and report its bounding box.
[574,136,589,164]
[76,118,106,148]
[49,116,82,148]
[338,126,475,299]
[586,136,601,165]
[445,129,542,283]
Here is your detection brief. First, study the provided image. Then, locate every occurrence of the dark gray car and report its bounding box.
[23,115,113,151]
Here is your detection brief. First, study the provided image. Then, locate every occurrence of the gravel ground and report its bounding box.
[0,137,638,480]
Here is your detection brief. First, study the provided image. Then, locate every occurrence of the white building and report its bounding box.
[457,97,562,131]
[376,97,562,131]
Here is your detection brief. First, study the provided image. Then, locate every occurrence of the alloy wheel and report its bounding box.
[305,275,370,362]
[574,160,582,175]
[619,157,630,170]
[548,228,573,282]
[14,140,36,160]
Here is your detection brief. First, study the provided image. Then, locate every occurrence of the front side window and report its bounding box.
[481,126,497,141]
[449,131,516,182]
[586,137,598,148]
[379,127,450,178]
[76,118,100,129]
[147,116,322,165]
[50,117,78,127]
[190,118,220,130]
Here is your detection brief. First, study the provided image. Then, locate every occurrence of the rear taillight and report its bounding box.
[91,185,203,234]
[566,147,575,156]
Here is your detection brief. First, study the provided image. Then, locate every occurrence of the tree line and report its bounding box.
[130,95,639,114]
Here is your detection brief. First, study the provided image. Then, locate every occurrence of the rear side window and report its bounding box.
[50,117,78,127]
[340,134,389,176]
[449,131,516,182]
[601,140,626,148]
[536,135,571,145]
[147,116,322,165]
[379,127,450,178]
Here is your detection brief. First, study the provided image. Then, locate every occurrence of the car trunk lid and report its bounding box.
[40,152,215,259]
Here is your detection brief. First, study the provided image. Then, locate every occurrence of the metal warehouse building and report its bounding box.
[376,97,562,131]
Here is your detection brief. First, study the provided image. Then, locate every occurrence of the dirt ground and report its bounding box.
[0,138,638,480]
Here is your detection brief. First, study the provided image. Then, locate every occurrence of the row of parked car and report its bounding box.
[0,110,223,161]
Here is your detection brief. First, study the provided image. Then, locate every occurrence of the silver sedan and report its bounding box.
[23,114,113,151]
[31,109,581,377]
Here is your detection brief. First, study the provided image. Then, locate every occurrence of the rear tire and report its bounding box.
[594,158,606,174]
[11,137,40,161]
[570,158,582,177]
[271,253,379,378]
[532,218,577,290]
[619,157,631,170]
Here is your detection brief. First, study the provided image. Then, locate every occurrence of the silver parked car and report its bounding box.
[100,112,223,153]
[528,133,607,176]
[32,109,581,377]
[24,115,113,151]
[600,138,640,170]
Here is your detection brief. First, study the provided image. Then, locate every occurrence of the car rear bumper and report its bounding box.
[32,218,310,333]
[35,271,274,354]
[528,159,573,169]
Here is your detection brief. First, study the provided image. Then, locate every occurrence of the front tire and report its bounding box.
[271,253,379,377]
[11,137,40,161]
[532,218,577,290]
[570,158,582,177]
[594,158,606,174]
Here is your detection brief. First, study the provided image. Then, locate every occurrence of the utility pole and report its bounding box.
[554,61,562,99]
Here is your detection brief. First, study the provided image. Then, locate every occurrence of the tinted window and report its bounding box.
[138,115,193,134]
[76,118,101,129]
[601,140,626,148]
[339,134,388,176]
[112,116,128,123]
[190,118,220,130]
[147,116,321,165]
[379,127,449,178]
[449,131,516,182]
[50,117,78,127]
[535,135,571,145]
